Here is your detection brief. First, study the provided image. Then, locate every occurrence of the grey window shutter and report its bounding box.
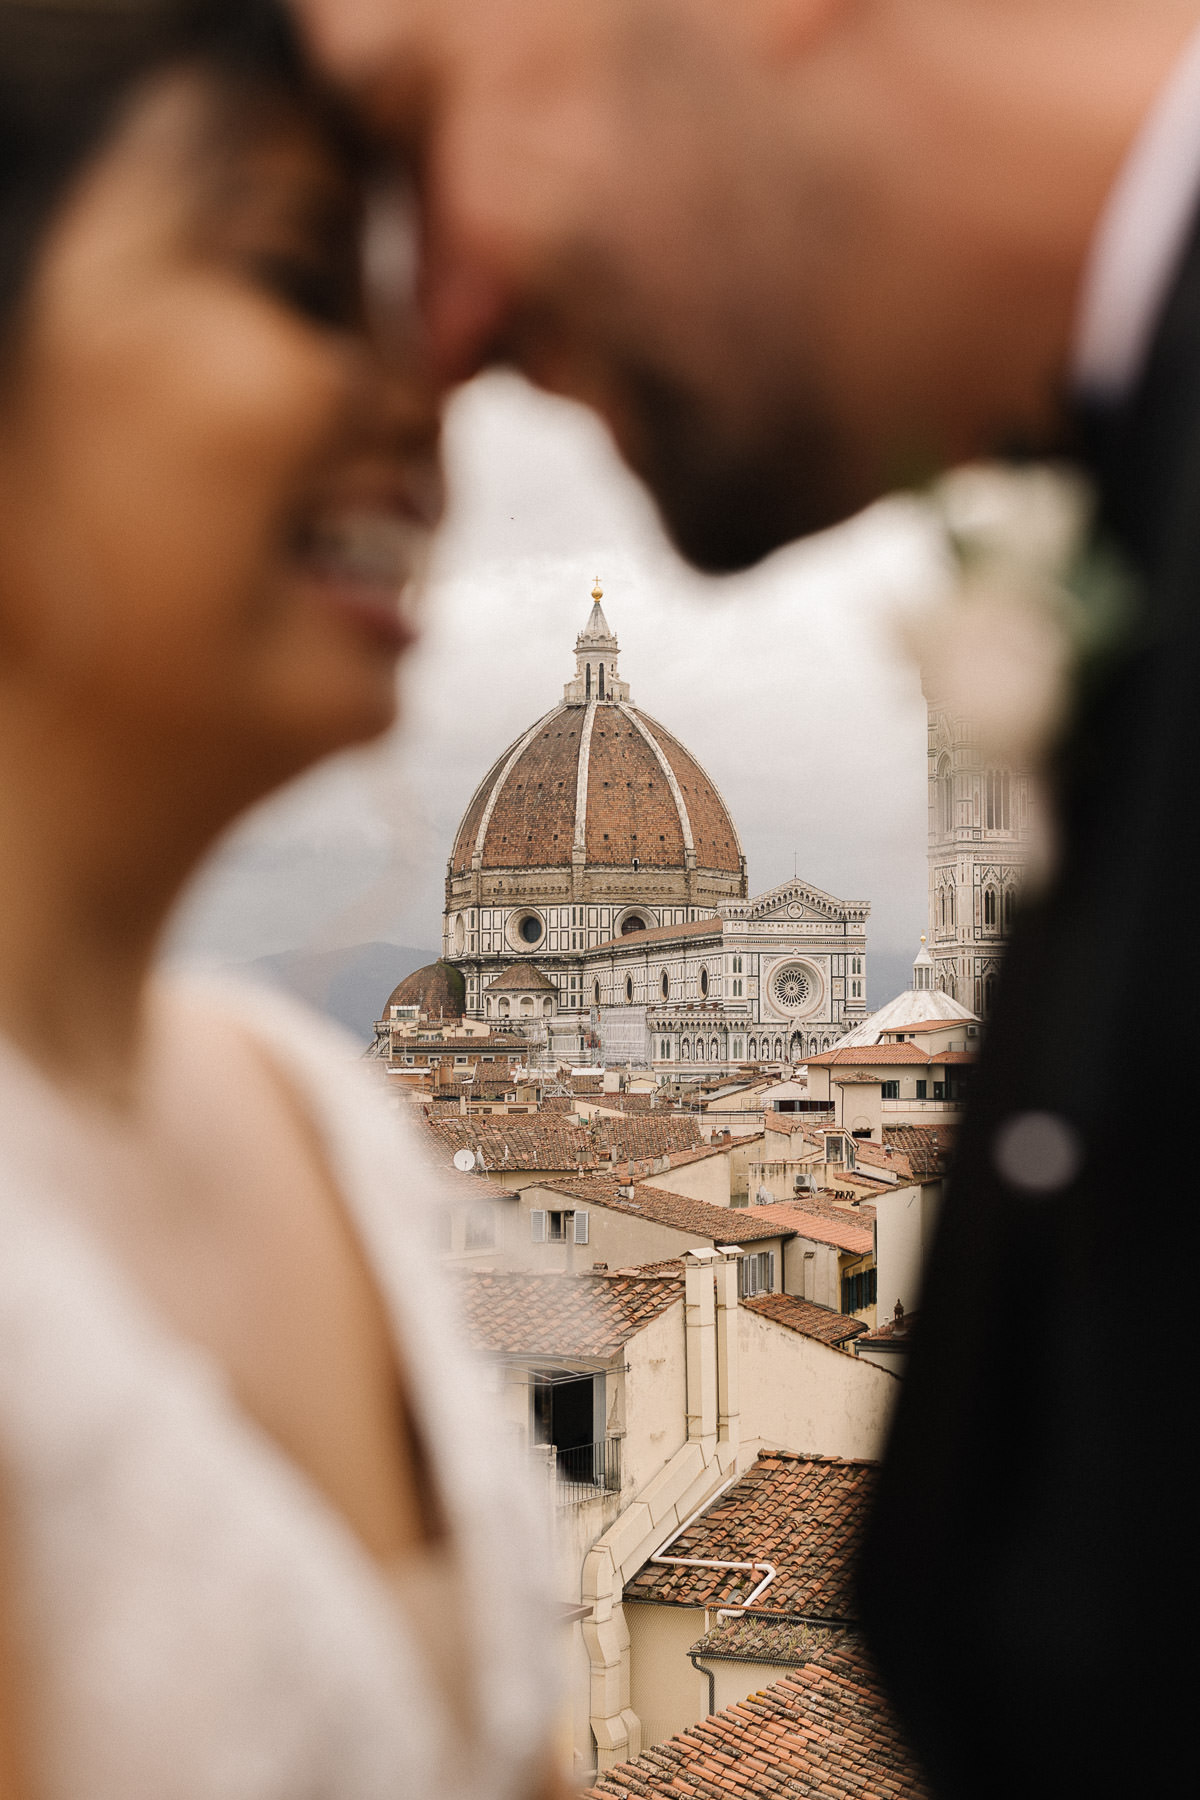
[530,1210,547,1243]
[768,1251,777,1292]
[574,1210,590,1245]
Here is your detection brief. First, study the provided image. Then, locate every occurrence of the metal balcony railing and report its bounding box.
[552,1437,622,1506]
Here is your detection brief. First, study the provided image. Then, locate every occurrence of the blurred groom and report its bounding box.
[298,2,1200,1795]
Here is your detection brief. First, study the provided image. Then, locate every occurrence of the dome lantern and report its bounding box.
[563,580,630,705]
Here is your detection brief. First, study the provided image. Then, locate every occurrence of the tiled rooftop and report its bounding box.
[591,1634,927,1800]
[808,1044,931,1066]
[623,1451,875,1616]
[596,1113,703,1162]
[593,916,723,951]
[484,960,558,992]
[425,1116,597,1171]
[425,1110,702,1172]
[458,1267,682,1359]
[856,1310,917,1345]
[881,1125,955,1179]
[689,1616,847,1667]
[742,1293,867,1349]
[745,1196,874,1256]
[536,1175,794,1245]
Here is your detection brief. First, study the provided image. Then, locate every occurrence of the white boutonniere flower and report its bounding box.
[907,462,1094,769]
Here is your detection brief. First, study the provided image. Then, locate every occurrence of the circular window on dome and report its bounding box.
[772,963,817,1012]
[620,914,648,936]
[507,910,545,950]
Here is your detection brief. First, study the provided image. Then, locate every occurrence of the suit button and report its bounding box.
[993,1111,1082,1194]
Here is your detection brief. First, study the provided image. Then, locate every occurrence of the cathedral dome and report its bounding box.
[378,960,465,1024]
[448,588,744,899]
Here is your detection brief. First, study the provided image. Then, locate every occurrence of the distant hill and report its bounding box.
[247,941,438,1044]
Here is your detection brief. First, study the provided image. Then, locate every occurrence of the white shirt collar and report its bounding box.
[1072,23,1200,402]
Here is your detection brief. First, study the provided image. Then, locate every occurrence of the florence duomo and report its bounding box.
[434,584,871,1070]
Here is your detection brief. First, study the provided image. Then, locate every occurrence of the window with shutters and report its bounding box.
[738,1250,776,1297]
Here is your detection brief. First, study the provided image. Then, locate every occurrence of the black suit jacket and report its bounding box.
[858,218,1200,1797]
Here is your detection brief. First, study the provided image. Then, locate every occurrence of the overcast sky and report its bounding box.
[170,371,950,997]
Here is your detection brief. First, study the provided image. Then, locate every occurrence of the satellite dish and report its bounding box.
[452,1148,476,1173]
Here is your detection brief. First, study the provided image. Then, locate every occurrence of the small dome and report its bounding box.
[378,960,465,1024]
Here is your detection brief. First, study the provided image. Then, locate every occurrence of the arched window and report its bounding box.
[1003,888,1016,932]
[937,754,953,837]
[983,888,998,929]
[598,663,605,698]
[593,979,601,1005]
[542,996,553,1016]
[625,975,634,1003]
[498,997,510,1017]
[585,663,591,700]
[985,768,1012,831]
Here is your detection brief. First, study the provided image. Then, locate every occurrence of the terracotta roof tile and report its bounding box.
[807,1044,931,1067]
[594,917,723,951]
[857,1311,917,1345]
[623,1451,875,1617]
[743,1196,874,1255]
[458,1267,682,1359]
[536,1175,793,1245]
[689,1617,847,1667]
[424,1116,597,1171]
[590,1637,927,1800]
[880,1126,955,1179]
[484,960,558,992]
[742,1294,867,1349]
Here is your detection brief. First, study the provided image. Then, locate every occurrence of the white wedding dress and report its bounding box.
[0,979,556,1800]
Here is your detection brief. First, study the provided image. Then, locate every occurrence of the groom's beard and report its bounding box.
[613,357,852,573]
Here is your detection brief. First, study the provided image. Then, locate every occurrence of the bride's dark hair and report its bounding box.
[0,0,334,333]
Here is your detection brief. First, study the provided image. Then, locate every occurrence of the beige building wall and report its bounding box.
[514,1185,701,1270]
[640,1152,731,1209]
[626,1603,710,1748]
[781,1237,842,1309]
[737,1309,897,1459]
[874,1179,942,1317]
[726,1132,763,1203]
[708,1657,793,1716]
[618,1304,690,1498]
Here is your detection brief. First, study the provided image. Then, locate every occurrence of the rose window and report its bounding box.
[772,965,813,1011]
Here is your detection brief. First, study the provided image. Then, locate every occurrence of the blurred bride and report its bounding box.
[0,3,555,1795]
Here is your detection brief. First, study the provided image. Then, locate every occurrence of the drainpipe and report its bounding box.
[648,1475,778,1611]
[689,1651,716,1717]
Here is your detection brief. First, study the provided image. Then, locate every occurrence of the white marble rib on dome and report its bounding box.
[833,986,978,1049]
